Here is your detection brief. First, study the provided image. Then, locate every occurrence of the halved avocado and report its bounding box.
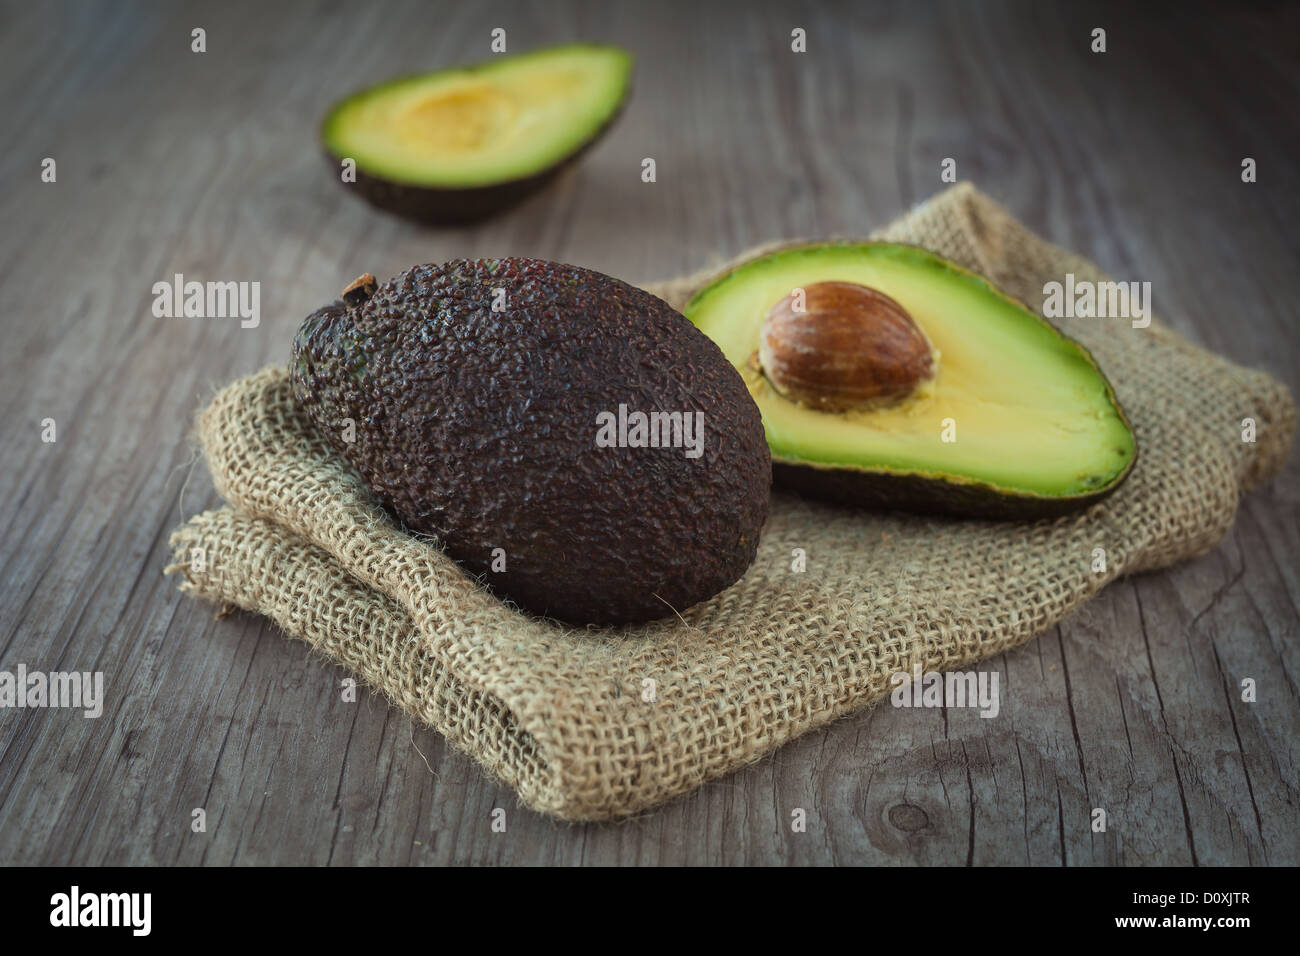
[682,242,1138,519]
[322,44,632,224]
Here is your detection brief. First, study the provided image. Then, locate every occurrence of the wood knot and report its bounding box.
[887,802,930,832]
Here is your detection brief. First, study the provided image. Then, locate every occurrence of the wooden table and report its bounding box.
[2,0,1295,865]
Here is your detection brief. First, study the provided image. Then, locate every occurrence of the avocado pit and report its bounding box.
[758,281,936,412]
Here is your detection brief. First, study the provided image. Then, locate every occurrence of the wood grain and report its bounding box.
[0,0,1295,865]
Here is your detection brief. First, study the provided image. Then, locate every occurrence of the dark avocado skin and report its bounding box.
[773,449,1136,521]
[290,258,771,626]
[342,161,567,225]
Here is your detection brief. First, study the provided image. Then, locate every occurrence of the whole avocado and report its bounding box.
[290,258,771,626]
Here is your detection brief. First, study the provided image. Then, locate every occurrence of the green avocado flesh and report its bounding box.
[683,242,1137,512]
[322,44,632,189]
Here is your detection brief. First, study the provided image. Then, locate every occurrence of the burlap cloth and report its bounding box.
[167,183,1294,821]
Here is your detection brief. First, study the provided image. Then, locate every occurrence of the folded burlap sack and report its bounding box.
[167,183,1294,821]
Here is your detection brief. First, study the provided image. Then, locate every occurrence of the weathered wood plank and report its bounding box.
[0,0,1295,866]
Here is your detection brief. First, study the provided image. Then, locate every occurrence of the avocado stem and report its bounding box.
[342,273,377,307]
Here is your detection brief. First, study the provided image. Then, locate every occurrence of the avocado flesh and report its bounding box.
[322,45,631,222]
[290,258,771,626]
[683,242,1137,515]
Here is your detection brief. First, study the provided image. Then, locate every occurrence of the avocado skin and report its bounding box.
[341,161,566,225]
[773,450,1135,520]
[290,258,771,626]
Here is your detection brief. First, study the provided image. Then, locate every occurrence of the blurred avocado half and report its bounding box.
[322,44,633,225]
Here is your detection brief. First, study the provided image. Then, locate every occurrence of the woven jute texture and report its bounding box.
[167,183,1294,821]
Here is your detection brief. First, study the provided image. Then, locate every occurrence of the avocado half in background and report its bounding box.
[322,44,632,225]
[683,242,1138,519]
